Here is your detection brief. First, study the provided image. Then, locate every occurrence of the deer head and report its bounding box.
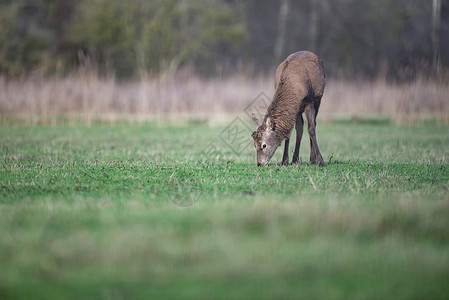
[251,113,281,166]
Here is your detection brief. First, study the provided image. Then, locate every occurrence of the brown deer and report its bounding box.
[251,51,326,167]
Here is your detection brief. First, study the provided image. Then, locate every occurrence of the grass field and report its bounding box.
[1,122,449,299]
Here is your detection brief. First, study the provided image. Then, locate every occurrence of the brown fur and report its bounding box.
[252,51,326,166]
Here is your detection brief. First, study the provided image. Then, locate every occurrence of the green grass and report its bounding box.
[1,123,449,299]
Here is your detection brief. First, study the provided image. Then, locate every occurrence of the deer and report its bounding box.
[251,51,326,167]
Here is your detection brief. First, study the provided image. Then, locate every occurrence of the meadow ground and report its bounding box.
[1,121,449,299]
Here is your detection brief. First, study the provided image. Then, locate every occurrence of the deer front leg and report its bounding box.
[282,138,290,166]
[305,105,325,166]
[292,113,304,164]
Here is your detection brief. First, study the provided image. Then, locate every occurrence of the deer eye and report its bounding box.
[262,144,267,149]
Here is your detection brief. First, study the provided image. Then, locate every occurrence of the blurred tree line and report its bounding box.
[0,0,448,80]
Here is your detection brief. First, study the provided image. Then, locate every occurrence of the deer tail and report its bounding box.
[319,58,326,78]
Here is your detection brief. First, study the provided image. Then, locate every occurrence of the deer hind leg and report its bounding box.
[292,113,304,164]
[282,138,290,166]
[305,103,325,166]
[309,135,317,164]
[308,110,317,164]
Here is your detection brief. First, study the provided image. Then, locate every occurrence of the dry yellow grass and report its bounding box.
[323,78,449,124]
[1,72,448,125]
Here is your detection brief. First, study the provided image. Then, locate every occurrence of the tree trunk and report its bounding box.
[309,0,318,51]
[274,0,289,62]
[432,0,441,74]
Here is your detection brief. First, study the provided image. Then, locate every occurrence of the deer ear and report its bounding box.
[265,117,274,131]
[251,113,260,127]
